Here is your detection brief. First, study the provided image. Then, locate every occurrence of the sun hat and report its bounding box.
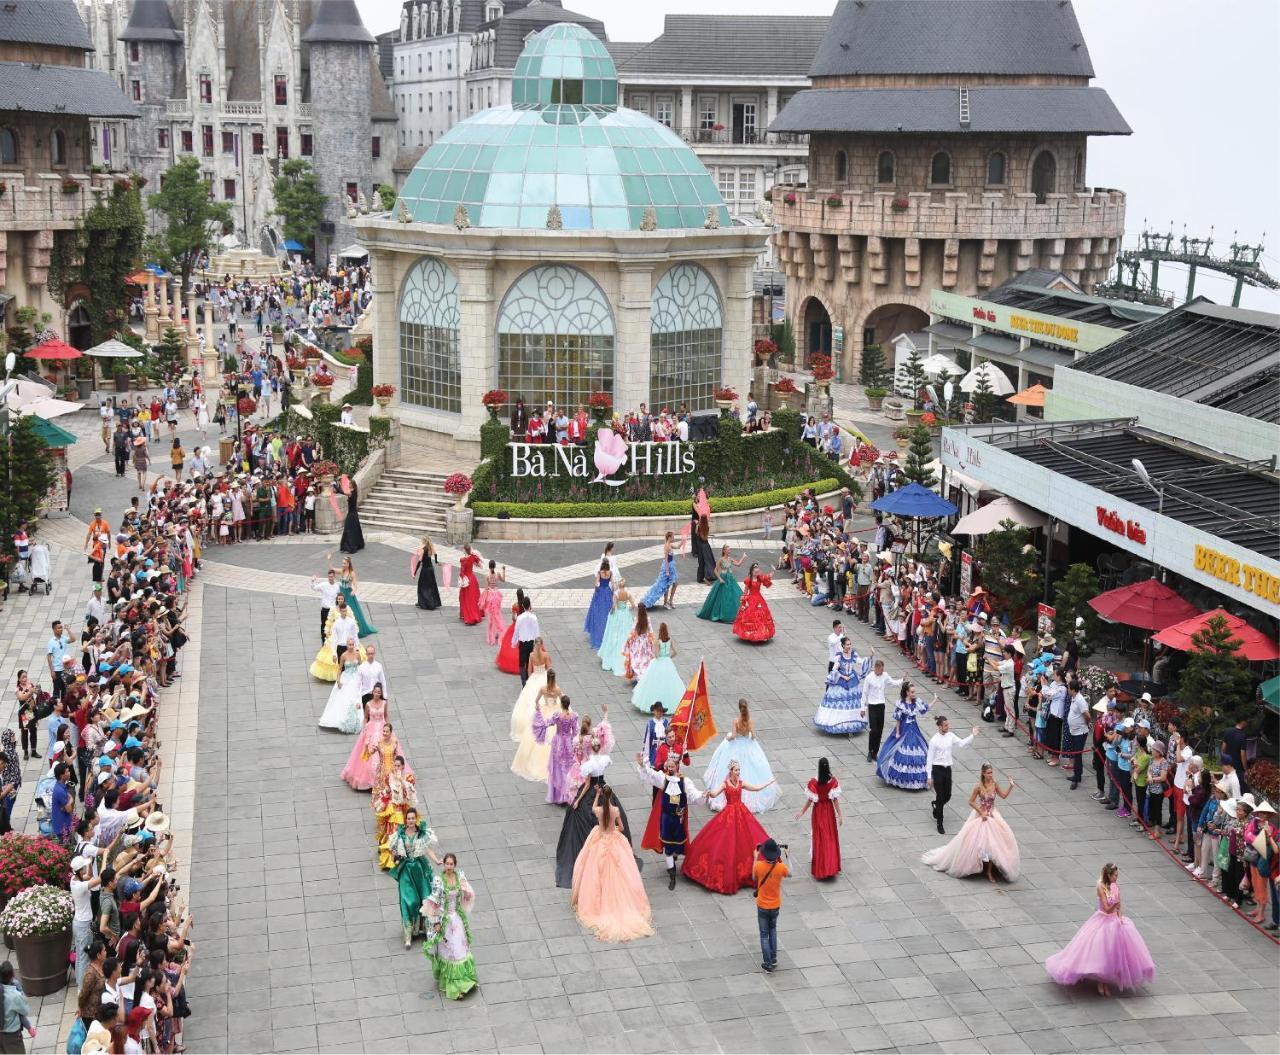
[1253,801,1277,816]
[145,812,170,834]
[1241,793,1258,808]
[70,856,91,873]
[1140,692,1153,703]
[1092,700,1108,712]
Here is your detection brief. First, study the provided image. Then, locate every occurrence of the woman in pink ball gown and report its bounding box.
[1045,863,1156,996]
[921,763,1020,883]
[340,684,391,791]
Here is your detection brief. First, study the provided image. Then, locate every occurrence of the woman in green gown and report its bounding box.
[331,554,378,636]
[697,545,746,623]
[388,808,441,947]
[422,853,479,999]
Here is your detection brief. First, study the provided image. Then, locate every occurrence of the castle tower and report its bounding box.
[302,0,376,255]
[119,0,184,203]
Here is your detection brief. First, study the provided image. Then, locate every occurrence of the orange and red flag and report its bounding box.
[671,661,717,752]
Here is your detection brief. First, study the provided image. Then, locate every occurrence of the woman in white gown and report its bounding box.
[703,700,780,813]
[318,642,362,734]
[509,638,551,741]
[511,647,560,782]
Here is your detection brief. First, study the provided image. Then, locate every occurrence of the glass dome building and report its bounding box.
[358,23,767,457]
[395,24,731,232]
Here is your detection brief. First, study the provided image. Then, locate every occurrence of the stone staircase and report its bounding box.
[358,467,455,536]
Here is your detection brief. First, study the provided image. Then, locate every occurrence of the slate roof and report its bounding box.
[614,15,829,79]
[301,0,375,44]
[0,62,139,117]
[770,86,1130,135]
[605,42,646,67]
[811,0,1095,79]
[0,0,93,50]
[481,3,607,69]
[119,0,182,44]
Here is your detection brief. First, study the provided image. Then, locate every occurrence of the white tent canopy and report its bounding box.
[14,396,82,420]
[84,339,142,359]
[337,244,368,260]
[959,361,1015,396]
[952,496,1048,535]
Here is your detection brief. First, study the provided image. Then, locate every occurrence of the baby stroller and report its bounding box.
[15,541,53,595]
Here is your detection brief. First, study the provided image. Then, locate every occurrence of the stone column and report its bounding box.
[679,88,692,135]
[184,290,200,366]
[202,300,218,384]
[143,271,159,342]
[765,87,779,130]
[156,277,169,329]
[455,259,496,446]
[722,256,755,406]
[614,261,654,417]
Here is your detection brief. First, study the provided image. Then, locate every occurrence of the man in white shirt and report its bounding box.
[676,415,689,442]
[862,656,902,762]
[85,582,109,627]
[330,597,359,663]
[514,596,540,685]
[69,856,103,987]
[311,570,340,643]
[358,646,389,704]
[926,715,978,834]
[340,403,356,426]
[826,620,844,673]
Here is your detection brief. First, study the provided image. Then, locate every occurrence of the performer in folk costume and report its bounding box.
[636,751,705,889]
[641,702,668,768]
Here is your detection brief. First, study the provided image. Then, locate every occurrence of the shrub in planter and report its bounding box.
[891,196,910,212]
[371,384,397,399]
[713,387,739,402]
[311,373,335,389]
[0,884,74,996]
[443,472,473,509]
[783,192,797,205]
[586,391,613,419]
[481,388,510,410]
[826,195,844,207]
[772,376,797,395]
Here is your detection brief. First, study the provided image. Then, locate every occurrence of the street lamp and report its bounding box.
[1131,458,1165,516]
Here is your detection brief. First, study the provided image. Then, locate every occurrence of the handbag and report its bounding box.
[1215,837,1231,871]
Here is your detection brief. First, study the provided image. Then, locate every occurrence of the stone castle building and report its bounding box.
[81,0,397,255]
[769,0,1130,379]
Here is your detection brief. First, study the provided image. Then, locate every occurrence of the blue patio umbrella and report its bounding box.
[282,239,305,252]
[870,482,957,518]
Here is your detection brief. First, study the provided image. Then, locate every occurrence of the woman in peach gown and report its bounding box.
[571,784,653,943]
[921,763,1020,882]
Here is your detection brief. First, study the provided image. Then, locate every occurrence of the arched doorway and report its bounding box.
[67,302,92,351]
[801,296,831,367]
[859,302,930,390]
[1031,151,1057,204]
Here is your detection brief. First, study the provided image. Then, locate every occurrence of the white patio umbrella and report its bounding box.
[13,396,83,420]
[959,361,1015,396]
[951,496,1048,535]
[920,352,959,376]
[84,339,143,360]
[4,378,56,410]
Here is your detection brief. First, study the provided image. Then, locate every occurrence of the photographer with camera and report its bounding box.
[753,838,789,973]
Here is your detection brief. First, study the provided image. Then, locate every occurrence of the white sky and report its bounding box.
[357,0,1280,310]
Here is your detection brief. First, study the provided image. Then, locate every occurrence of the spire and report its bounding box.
[119,0,182,43]
[301,0,375,45]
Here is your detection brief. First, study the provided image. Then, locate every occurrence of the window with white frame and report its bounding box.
[699,97,717,130]
[716,168,735,201]
[737,169,757,201]
[630,93,649,115]
[656,96,673,128]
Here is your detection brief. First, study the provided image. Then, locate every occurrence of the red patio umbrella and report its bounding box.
[25,339,82,361]
[1088,578,1201,632]
[1153,608,1280,662]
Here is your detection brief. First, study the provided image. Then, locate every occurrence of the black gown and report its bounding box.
[339,480,365,554]
[554,775,635,888]
[416,551,441,610]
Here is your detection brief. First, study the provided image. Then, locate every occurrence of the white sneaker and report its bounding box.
[1191,867,1203,878]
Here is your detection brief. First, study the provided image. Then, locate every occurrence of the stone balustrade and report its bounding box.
[0,172,119,231]
[770,185,1126,241]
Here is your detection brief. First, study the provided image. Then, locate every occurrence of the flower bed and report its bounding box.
[0,834,70,898]
[371,384,397,399]
[474,479,842,519]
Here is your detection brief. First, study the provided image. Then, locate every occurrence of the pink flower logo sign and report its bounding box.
[592,429,629,486]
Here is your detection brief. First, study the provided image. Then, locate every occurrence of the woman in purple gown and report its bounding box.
[534,694,580,806]
[1045,862,1155,996]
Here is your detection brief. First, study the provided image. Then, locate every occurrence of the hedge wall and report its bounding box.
[473,479,841,519]
[268,401,377,477]
[470,415,859,509]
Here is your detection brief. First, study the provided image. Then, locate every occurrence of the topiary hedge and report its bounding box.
[473,479,841,519]
[480,418,510,461]
[268,401,369,476]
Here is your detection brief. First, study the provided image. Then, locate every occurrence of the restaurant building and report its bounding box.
[941,301,1280,619]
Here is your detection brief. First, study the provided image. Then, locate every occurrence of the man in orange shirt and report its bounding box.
[275,478,296,537]
[84,508,110,583]
[753,839,789,972]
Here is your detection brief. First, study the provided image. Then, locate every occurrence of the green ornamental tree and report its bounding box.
[978,518,1039,618]
[859,342,889,394]
[0,417,55,562]
[935,366,954,418]
[153,326,186,376]
[147,157,232,292]
[4,307,52,355]
[376,184,398,212]
[77,180,146,344]
[972,365,996,423]
[273,159,327,248]
[771,318,795,363]
[902,424,937,487]
[902,346,928,410]
[1178,614,1256,747]
[1052,563,1102,642]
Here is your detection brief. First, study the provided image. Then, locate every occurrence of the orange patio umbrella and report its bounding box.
[1007,383,1048,407]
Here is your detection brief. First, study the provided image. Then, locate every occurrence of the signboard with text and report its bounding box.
[510,439,695,488]
[928,290,1118,354]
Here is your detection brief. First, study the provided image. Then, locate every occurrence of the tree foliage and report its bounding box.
[0,417,55,562]
[153,326,186,377]
[146,157,231,291]
[902,346,928,409]
[978,518,1039,619]
[860,342,889,391]
[377,184,398,212]
[78,180,147,344]
[770,318,795,362]
[972,365,996,423]
[1052,562,1101,642]
[273,159,327,247]
[1178,614,1257,749]
[935,366,955,417]
[902,424,937,487]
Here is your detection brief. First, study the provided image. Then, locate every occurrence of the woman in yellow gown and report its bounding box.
[371,725,417,869]
[309,608,366,681]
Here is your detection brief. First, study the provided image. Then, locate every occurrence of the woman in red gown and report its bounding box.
[458,544,483,625]
[732,563,775,643]
[795,757,843,879]
[495,589,525,673]
[682,761,776,894]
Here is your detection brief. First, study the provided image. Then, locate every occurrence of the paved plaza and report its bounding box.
[1,405,1276,1054]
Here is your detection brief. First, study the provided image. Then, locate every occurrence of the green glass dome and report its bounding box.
[396,23,730,232]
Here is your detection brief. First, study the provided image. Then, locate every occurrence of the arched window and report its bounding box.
[0,127,17,165]
[51,129,66,167]
[1074,150,1084,188]
[929,151,951,186]
[834,149,848,183]
[1031,150,1057,203]
[650,264,723,411]
[497,265,614,409]
[985,150,1006,186]
[876,150,895,184]
[399,256,462,413]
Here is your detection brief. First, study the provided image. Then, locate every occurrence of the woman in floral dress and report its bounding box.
[422,853,478,1000]
[623,603,656,684]
[389,806,441,947]
[875,683,935,790]
[372,742,418,870]
[732,564,775,643]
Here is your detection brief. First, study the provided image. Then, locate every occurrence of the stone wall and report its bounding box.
[310,42,375,251]
[0,113,92,184]
[127,41,184,211]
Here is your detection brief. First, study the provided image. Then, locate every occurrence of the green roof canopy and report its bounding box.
[29,415,77,447]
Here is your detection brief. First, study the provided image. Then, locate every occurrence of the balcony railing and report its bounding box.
[663,126,807,148]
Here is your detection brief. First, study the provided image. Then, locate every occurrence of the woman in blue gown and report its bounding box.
[814,640,873,734]
[640,531,679,610]
[583,560,614,650]
[876,682,935,790]
[598,579,634,676]
[334,555,378,637]
[703,699,779,813]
